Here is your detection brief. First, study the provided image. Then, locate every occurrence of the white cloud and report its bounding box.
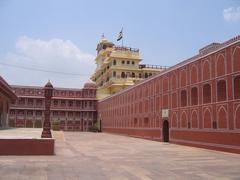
[0,36,96,88]
[223,7,240,22]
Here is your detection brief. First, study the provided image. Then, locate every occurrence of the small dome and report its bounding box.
[44,81,53,88]
[96,35,114,52]
[84,81,97,89]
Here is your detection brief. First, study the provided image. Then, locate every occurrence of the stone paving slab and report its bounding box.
[0,128,42,139]
[0,130,240,179]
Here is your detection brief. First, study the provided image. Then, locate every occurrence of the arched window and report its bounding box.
[139,73,142,78]
[233,47,240,72]
[171,113,177,128]
[203,84,211,104]
[203,109,211,128]
[181,112,187,128]
[134,118,138,127]
[171,93,177,108]
[216,55,225,76]
[171,74,177,90]
[163,77,169,92]
[113,71,116,77]
[191,111,198,128]
[132,72,135,78]
[113,59,116,65]
[190,65,198,84]
[121,72,125,78]
[203,61,211,80]
[145,73,148,78]
[217,80,227,101]
[180,69,187,87]
[191,87,198,105]
[234,75,240,99]
[181,90,187,107]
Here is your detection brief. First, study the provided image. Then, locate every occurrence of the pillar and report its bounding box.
[41,81,53,138]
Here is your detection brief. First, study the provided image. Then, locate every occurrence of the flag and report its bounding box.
[117,28,123,41]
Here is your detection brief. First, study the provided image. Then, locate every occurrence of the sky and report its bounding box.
[0,0,240,88]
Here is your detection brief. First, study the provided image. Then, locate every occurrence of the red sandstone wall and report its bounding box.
[98,38,240,153]
[0,139,55,155]
[8,86,98,131]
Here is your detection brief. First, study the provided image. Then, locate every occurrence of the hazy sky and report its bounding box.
[0,0,240,88]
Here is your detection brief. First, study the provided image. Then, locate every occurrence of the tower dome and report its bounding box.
[96,35,114,53]
[84,80,97,89]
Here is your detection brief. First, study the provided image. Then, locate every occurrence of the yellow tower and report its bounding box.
[91,37,167,99]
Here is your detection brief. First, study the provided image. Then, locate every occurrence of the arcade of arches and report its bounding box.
[98,37,240,153]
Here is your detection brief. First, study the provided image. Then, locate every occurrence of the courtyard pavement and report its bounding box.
[0,129,240,180]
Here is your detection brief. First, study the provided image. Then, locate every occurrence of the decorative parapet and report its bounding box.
[110,46,140,59]
[113,46,139,53]
[199,35,240,55]
[199,43,221,55]
[139,64,168,70]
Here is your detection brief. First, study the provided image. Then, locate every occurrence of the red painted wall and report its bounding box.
[98,36,240,153]
[8,83,98,131]
[0,139,54,155]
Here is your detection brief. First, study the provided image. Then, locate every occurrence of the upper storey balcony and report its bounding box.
[93,46,141,79]
[139,64,168,70]
[113,46,139,53]
[110,46,140,60]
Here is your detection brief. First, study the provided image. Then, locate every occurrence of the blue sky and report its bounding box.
[0,0,240,88]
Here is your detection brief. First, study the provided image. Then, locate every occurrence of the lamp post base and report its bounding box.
[41,130,52,138]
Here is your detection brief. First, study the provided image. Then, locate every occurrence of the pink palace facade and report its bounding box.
[8,82,97,131]
[98,35,240,153]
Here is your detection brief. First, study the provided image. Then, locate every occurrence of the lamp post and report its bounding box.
[41,81,53,138]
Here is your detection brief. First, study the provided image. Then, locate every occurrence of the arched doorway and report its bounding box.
[162,120,169,142]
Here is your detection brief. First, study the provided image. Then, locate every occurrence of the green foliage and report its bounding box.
[52,121,60,131]
[88,122,100,132]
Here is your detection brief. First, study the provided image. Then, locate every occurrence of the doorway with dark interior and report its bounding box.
[162,120,169,142]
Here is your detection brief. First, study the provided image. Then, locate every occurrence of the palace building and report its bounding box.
[8,82,97,131]
[98,35,240,153]
[91,37,167,99]
[0,76,17,128]
[1,35,240,154]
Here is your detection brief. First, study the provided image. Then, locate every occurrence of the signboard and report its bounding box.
[162,109,169,118]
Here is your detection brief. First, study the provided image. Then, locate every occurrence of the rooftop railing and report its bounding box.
[113,46,139,53]
[139,64,169,69]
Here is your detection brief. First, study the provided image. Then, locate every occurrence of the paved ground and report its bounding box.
[0,128,42,139]
[0,129,240,180]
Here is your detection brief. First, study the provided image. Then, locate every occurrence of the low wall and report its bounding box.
[103,128,240,154]
[0,138,55,155]
[102,127,161,140]
[171,130,240,154]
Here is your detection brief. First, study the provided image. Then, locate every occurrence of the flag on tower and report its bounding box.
[117,28,123,41]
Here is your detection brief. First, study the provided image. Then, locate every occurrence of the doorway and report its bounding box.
[162,120,169,142]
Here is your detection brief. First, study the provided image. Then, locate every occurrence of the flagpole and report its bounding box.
[122,27,123,47]
[117,27,123,47]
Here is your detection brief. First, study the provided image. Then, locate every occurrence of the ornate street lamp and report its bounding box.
[41,81,53,138]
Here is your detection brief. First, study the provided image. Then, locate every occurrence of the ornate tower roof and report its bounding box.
[96,36,114,53]
[44,80,53,88]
